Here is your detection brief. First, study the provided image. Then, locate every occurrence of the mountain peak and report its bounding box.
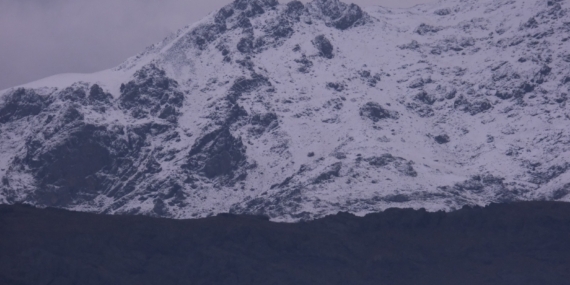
[1,0,569,221]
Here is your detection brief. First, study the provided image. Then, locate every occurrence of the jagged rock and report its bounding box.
[416,23,442,35]
[360,102,399,122]
[415,91,437,105]
[313,35,334,59]
[285,1,305,19]
[22,124,113,207]
[119,64,183,119]
[366,154,417,177]
[0,89,48,123]
[295,55,313,73]
[332,4,364,30]
[309,0,367,30]
[454,96,492,115]
[186,128,247,180]
[326,82,345,92]
[434,8,451,16]
[408,78,425,89]
[234,0,278,18]
[88,84,113,104]
[434,135,450,144]
[313,162,342,183]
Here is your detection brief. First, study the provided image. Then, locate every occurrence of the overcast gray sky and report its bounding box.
[0,0,434,90]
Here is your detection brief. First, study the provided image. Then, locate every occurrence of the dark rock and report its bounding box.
[406,102,434,118]
[399,40,420,50]
[152,199,168,216]
[323,99,343,111]
[454,96,491,115]
[416,23,442,35]
[311,0,366,30]
[249,112,278,136]
[358,70,380,87]
[285,1,305,19]
[434,135,450,144]
[530,163,570,185]
[332,4,363,30]
[228,74,271,101]
[23,124,113,207]
[234,0,278,18]
[396,161,417,177]
[445,89,457,99]
[251,112,277,127]
[62,107,84,124]
[237,37,254,53]
[158,105,178,122]
[434,8,451,16]
[185,128,247,180]
[313,35,334,59]
[454,175,505,195]
[269,20,294,39]
[216,5,234,21]
[308,152,315,157]
[552,184,570,200]
[469,100,492,115]
[358,70,371,78]
[408,78,425,89]
[119,64,184,119]
[187,19,228,50]
[522,17,539,29]
[366,154,396,167]
[294,55,313,73]
[0,88,47,123]
[360,102,399,122]
[495,81,534,100]
[235,17,253,29]
[314,162,342,183]
[415,91,436,105]
[58,86,87,102]
[384,194,411,203]
[326,82,345,92]
[366,154,417,177]
[88,84,113,104]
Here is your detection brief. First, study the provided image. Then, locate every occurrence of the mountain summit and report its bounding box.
[0,0,569,221]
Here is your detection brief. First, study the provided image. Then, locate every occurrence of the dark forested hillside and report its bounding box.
[1,201,570,285]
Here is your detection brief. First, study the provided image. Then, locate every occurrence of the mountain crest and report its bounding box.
[0,0,569,221]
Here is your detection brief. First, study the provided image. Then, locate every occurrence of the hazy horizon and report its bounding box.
[0,0,435,90]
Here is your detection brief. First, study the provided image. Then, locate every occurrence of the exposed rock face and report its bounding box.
[0,0,570,221]
[360,102,399,122]
[313,35,334,59]
[0,89,48,123]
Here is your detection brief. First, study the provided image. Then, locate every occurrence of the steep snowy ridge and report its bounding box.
[0,0,569,221]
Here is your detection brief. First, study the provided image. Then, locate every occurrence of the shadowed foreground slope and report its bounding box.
[1,202,570,285]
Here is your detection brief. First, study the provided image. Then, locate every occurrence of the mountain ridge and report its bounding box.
[0,0,569,221]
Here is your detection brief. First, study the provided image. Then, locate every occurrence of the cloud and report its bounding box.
[0,0,434,90]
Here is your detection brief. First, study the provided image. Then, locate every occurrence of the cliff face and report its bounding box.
[0,0,569,220]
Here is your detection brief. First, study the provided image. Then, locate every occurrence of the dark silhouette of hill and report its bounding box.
[1,202,570,285]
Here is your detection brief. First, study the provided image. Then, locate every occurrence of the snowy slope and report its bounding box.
[0,0,569,221]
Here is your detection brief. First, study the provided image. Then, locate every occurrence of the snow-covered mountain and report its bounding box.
[0,0,569,221]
